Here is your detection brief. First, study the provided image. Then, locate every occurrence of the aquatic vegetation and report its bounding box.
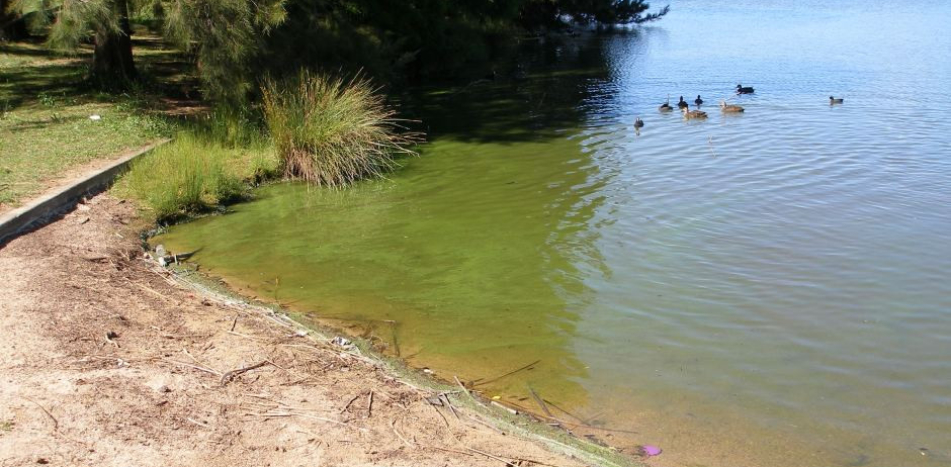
[261,70,421,187]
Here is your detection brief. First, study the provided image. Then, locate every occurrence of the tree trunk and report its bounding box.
[92,0,137,84]
[0,0,29,41]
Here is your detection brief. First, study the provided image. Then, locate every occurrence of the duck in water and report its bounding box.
[658,96,673,112]
[736,84,755,94]
[634,117,645,129]
[678,96,689,109]
[694,95,704,107]
[682,107,708,120]
[720,101,745,113]
[829,96,844,104]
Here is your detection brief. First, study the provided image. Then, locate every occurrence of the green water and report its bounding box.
[157,1,951,466]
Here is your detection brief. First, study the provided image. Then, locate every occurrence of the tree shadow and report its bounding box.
[397,32,635,144]
[0,32,201,116]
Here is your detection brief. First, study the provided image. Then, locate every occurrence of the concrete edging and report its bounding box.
[0,139,170,247]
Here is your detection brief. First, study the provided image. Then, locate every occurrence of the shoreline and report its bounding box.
[0,191,636,467]
[156,220,638,467]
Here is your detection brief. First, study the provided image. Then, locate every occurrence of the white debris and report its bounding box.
[331,336,352,348]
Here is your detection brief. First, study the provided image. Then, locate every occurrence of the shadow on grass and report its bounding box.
[0,32,201,116]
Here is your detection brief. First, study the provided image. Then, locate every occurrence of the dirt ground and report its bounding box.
[0,193,615,467]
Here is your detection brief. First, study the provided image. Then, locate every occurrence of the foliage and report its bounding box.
[263,0,667,82]
[11,0,119,52]
[10,0,285,104]
[519,0,669,28]
[261,70,420,187]
[121,131,277,221]
[160,0,285,104]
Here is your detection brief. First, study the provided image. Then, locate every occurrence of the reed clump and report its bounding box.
[122,132,277,221]
[261,70,421,187]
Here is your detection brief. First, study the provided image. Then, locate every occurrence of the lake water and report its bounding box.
[157,1,951,466]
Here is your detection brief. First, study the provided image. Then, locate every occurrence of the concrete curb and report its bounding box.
[0,139,170,247]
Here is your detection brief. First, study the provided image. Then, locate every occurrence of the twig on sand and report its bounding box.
[466,447,568,467]
[22,396,58,432]
[186,417,212,429]
[429,403,450,428]
[440,393,460,420]
[429,445,474,457]
[391,418,413,447]
[466,413,506,435]
[134,282,170,302]
[230,314,239,332]
[248,410,363,431]
[164,359,222,377]
[341,391,364,414]
[367,390,374,418]
[466,447,517,467]
[220,361,273,386]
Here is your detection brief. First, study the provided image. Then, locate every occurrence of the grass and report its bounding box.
[117,130,278,222]
[2,36,423,221]
[261,70,421,187]
[0,33,192,211]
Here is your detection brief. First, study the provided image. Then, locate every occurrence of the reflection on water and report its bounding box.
[157,1,951,466]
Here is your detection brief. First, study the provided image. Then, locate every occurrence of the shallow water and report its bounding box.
[158,1,951,466]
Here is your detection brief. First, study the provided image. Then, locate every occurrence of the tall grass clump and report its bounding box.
[261,70,421,187]
[122,132,277,221]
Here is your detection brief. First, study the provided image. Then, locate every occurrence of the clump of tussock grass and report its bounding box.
[122,132,278,221]
[261,70,422,187]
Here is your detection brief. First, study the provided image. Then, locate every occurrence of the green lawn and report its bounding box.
[0,34,191,210]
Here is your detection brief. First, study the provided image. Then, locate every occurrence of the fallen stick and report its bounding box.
[542,398,588,425]
[220,361,272,386]
[22,396,58,432]
[186,417,212,429]
[440,393,460,420]
[391,418,413,447]
[466,447,517,467]
[428,446,474,457]
[497,399,640,435]
[472,359,540,387]
[528,386,554,418]
[453,376,479,405]
[367,390,374,418]
[164,360,222,377]
[341,391,364,414]
[429,404,450,428]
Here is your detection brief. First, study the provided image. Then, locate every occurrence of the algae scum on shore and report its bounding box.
[157,1,951,466]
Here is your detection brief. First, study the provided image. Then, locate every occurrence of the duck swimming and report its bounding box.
[829,96,844,104]
[720,101,745,113]
[694,95,704,106]
[736,84,755,94]
[682,107,708,120]
[659,97,673,112]
[678,96,689,109]
[634,117,645,128]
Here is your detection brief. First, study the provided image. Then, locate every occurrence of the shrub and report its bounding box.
[122,132,277,221]
[261,70,421,187]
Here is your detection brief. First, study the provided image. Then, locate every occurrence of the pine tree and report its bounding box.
[10,0,285,101]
